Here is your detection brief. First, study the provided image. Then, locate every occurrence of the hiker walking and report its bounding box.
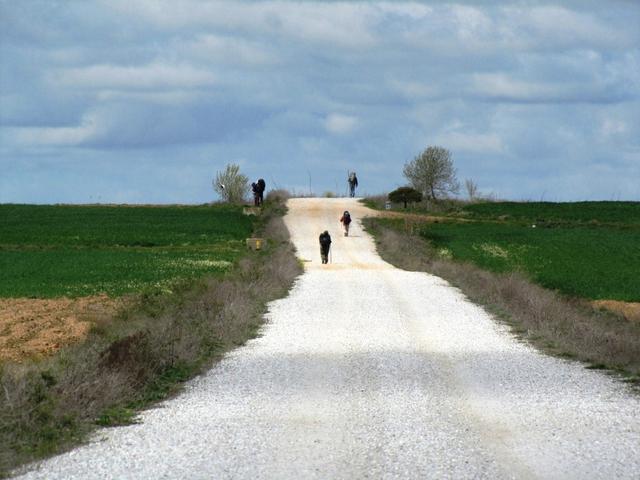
[256,178,266,206]
[348,172,358,198]
[251,182,260,206]
[340,210,352,237]
[319,230,332,264]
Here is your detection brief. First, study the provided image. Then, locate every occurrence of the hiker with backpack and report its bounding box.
[348,172,358,198]
[319,230,332,264]
[340,210,352,237]
[256,178,266,206]
[251,182,260,206]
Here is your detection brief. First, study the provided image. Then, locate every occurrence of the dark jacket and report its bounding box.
[319,232,332,249]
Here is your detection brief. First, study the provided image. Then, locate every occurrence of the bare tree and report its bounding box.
[213,163,249,204]
[465,178,478,201]
[403,146,460,201]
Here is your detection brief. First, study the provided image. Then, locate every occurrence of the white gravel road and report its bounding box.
[15,198,640,479]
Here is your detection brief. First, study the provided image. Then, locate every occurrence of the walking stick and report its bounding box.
[346,169,349,197]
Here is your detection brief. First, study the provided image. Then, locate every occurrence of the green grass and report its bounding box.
[0,204,253,298]
[460,201,640,226]
[419,202,640,301]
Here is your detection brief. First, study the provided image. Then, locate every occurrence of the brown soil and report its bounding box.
[592,300,640,323]
[0,295,124,363]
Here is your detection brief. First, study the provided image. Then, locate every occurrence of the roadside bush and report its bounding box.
[388,186,422,209]
[213,163,249,204]
[265,189,290,205]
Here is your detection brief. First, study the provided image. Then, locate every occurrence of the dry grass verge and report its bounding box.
[364,217,640,386]
[0,196,301,477]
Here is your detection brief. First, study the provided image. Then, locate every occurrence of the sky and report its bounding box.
[1,0,639,204]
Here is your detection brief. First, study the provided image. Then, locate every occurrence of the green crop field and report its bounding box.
[459,201,640,226]
[418,201,640,302]
[0,204,254,298]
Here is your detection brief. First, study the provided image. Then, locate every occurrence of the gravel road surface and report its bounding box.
[15,198,640,479]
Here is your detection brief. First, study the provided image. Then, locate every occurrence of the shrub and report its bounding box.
[388,186,422,208]
[213,164,249,204]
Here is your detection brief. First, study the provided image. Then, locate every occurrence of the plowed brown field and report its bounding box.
[0,296,124,362]
[592,300,640,323]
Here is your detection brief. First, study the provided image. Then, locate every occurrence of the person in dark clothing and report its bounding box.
[348,172,358,198]
[256,178,266,206]
[339,210,352,236]
[251,182,260,206]
[319,230,332,264]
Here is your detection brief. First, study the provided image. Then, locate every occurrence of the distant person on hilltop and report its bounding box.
[348,172,358,197]
[319,230,332,264]
[251,182,260,206]
[256,178,266,206]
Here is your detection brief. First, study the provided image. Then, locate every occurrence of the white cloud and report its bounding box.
[452,5,493,42]
[402,4,638,56]
[467,72,606,103]
[54,62,217,90]
[376,2,431,19]
[469,73,556,101]
[600,118,628,138]
[7,113,100,146]
[511,6,631,50]
[389,79,442,99]
[177,34,279,66]
[434,131,504,154]
[95,90,200,105]
[272,2,377,48]
[324,114,358,135]
[106,0,377,48]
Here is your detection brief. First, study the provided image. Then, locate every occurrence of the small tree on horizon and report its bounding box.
[388,186,423,209]
[465,178,478,201]
[403,146,460,201]
[213,163,249,204]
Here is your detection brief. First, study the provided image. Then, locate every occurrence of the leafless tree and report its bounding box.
[403,146,460,200]
[213,163,249,204]
[465,178,478,201]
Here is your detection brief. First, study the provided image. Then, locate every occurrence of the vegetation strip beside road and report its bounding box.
[0,195,302,477]
[363,216,640,388]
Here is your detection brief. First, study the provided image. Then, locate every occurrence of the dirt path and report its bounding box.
[15,198,640,479]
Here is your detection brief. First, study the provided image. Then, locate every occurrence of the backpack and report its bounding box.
[319,233,331,246]
[257,178,266,192]
[342,211,351,224]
